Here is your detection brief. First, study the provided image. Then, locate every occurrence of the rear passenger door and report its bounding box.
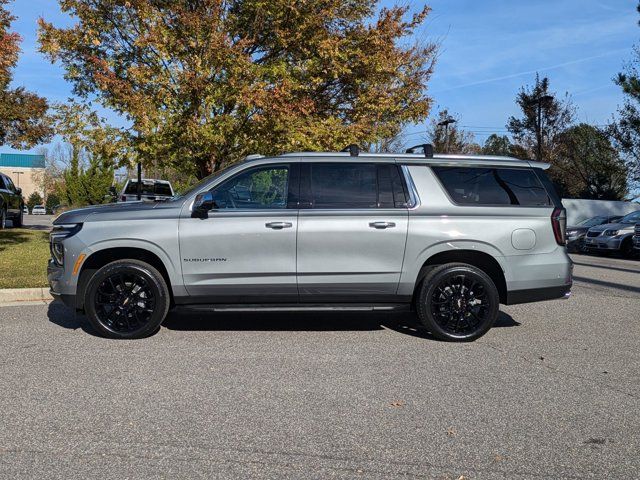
[296,162,410,302]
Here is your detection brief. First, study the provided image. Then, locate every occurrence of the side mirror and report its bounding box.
[192,191,215,218]
[15,187,21,195]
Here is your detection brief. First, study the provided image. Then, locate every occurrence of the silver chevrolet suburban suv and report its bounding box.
[48,146,572,341]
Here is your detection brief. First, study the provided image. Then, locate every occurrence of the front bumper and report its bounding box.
[47,260,77,309]
[584,235,621,250]
[633,236,640,250]
[565,234,585,250]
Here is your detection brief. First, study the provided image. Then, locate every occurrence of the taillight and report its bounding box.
[551,207,566,246]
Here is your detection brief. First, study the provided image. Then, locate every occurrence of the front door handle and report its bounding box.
[369,221,396,229]
[265,221,293,229]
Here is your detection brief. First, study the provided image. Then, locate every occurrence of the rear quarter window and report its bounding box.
[432,166,552,206]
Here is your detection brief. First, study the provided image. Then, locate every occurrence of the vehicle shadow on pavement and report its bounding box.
[383,311,520,340]
[47,301,96,335]
[160,309,520,340]
[47,301,520,341]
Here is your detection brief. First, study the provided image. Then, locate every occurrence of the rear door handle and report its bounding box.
[265,221,293,229]
[369,221,396,229]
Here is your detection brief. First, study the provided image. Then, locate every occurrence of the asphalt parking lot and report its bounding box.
[0,253,638,479]
[20,214,54,230]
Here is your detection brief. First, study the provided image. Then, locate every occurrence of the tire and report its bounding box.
[84,259,170,339]
[0,208,6,230]
[13,208,23,228]
[416,263,500,341]
[621,238,635,259]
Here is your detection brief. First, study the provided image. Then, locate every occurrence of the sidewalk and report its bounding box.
[0,288,53,307]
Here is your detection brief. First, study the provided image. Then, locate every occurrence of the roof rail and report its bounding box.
[341,144,360,157]
[405,144,434,158]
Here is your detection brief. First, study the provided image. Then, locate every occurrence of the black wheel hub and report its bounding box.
[430,274,490,336]
[94,272,156,333]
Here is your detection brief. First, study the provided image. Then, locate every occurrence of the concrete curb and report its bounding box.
[0,288,53,306]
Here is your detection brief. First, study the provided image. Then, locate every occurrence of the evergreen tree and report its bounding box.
[507,75,575,163]
[427,110,479,154]
[26,192,43,211]
[613,1,640,185]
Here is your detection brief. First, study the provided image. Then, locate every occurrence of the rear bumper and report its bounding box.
[505,284,572,305]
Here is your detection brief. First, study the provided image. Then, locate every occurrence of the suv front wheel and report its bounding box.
[84,259,171,339]
[416,263,499,341]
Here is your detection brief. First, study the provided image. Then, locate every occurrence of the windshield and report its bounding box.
[619,211,640,224]
[577,216,608,227]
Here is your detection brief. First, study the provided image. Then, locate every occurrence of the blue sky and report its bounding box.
[5,0,640,153]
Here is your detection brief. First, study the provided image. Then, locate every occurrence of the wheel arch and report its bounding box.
[413,249,508,304]
[77,246,175,311]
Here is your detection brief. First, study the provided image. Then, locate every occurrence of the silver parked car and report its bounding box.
[584,210,640,258]
[48,146,572,341]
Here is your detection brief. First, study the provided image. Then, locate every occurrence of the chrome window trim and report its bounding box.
[400,165,420,210]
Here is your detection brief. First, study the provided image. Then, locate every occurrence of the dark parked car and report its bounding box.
[565,215,622,252]
[0,172,24,229]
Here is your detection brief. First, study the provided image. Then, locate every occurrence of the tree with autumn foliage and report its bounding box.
[38,1,437,179]
[0,1,52,148]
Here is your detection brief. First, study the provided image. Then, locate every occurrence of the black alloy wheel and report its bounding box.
[416,263,499,341]
[85,260,170,339]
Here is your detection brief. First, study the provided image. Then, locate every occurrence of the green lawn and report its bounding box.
[0,229,50,289]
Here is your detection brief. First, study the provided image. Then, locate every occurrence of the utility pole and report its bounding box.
[528,95,553,162]
[11,171,23,187]
[137,162,142,201]
[437,117,457,153]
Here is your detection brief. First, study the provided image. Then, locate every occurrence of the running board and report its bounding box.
[174,303,411,313]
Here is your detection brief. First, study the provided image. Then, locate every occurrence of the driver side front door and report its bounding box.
[179,162,300,304]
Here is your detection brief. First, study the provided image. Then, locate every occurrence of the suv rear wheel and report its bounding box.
[84,259,170,339]
[416,263,499,341]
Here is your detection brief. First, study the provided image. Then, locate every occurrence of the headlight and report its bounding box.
[50,224,82,267]
[566,230,578,236]
[604,229,619,236]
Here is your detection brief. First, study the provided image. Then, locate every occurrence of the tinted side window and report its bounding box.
[432,166,552,206]
[4,176,15,192]
[377,164,410,208]
[0,175,6,190]
[310,163,378,208]
[154,183,173,196]
[210,165,290,209]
